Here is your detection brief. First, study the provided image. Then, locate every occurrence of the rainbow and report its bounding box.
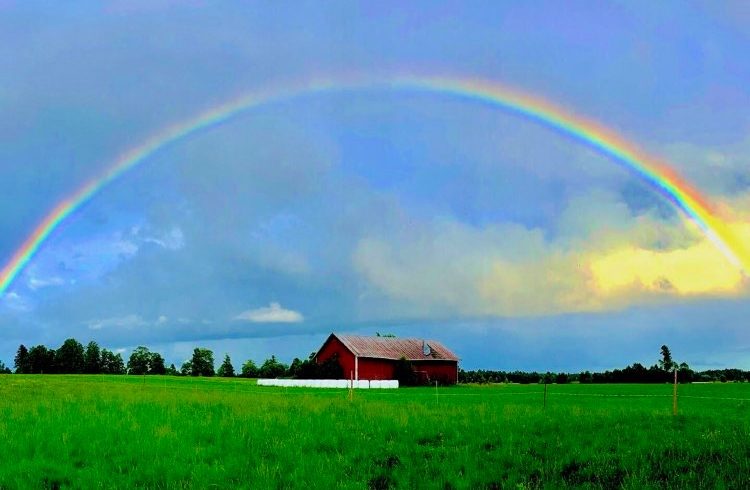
[1,75,747,295]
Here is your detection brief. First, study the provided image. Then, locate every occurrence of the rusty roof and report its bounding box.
[328,334,459,362]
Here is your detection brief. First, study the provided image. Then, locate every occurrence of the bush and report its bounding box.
[393,358,418,386]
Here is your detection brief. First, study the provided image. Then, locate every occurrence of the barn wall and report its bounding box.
[316,336,355,379]
[358,358,396,380]
[413,361,458,384]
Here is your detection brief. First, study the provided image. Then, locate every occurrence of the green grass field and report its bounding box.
[1,376,749,489]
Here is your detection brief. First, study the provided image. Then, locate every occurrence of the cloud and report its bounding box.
[234,302,304,323]
[142,227,185,251]
[353,190,750,317]
[0,291,31,312]
[28,276,65,290]
[661,136,750,196]
[87,314,148,331]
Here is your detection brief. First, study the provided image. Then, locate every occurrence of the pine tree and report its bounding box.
[659,345,675,372]
[218,354,235,377]
[14,344,30,374]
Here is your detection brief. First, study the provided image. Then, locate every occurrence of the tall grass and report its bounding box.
[1,376,749,489]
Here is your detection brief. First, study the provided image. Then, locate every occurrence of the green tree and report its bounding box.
[659,345,675,372]
[100,349,115,374]
[393,357,416,386]
[27,345,55,374]
[127,346,152,375]
[191,348,215,377]
[111,353,126,374]
[316,354,344,379]
[180,360,192,376]
[55,338,85,374]
[240,359,258,378]
[217,354,235,377]
[0,360,10,374]
[100,349,125,374]
[259,355,287,378]
[149,353,167,375]
[84,341,102,374]
[287,357,303,378]
[14,345,30,374]
[166,363,179,376]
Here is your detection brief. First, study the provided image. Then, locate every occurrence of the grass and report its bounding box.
[1,376,750,489]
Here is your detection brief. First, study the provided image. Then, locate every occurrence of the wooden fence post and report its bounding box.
[673,368,678,416]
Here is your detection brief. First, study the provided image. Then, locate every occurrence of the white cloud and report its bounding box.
[87,314,147,330]
[234,302,304,323]
[27,276,65,290]
[142,226,185,251]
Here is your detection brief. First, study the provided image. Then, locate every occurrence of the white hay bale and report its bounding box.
[335,380,349,389]
[384,380,398,389]
[356,380,370,389]
[370,380,382,389]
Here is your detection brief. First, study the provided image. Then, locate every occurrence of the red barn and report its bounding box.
[315,333,459,385]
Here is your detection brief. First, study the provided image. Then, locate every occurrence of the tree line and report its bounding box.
[2,338,343,379]
[459,345,750,384]
[5,341,747,383]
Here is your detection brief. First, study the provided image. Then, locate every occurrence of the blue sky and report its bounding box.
[1,1,750,371]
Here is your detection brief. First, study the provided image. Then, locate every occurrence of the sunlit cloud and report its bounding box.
[234,302,304,323]
[354,190,750,318]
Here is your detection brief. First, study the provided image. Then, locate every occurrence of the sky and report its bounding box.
[1,1,750,371]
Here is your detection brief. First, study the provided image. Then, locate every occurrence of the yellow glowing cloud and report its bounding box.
[478,219,750,315]
[589,242,745,296]
[356,192,750,318]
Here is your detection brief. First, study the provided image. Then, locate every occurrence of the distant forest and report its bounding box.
[460,345,750,384]
[1,339,749,384]
[2,338,341,380]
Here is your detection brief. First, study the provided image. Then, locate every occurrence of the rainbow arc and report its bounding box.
[1,75,747,295]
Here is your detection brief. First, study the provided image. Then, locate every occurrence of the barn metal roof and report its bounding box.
[331,334,459,361]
